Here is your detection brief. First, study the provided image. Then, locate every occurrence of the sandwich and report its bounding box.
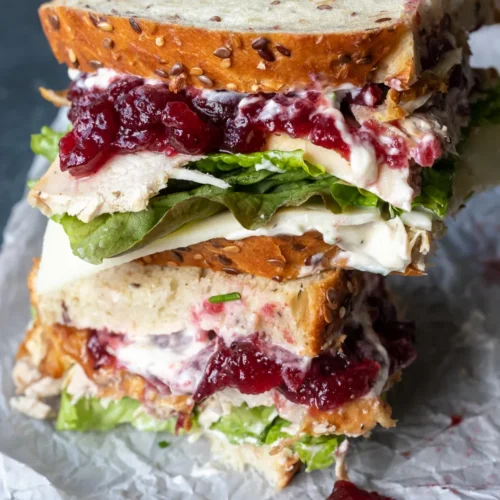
[12,0,500,489]
[15,254,416,488]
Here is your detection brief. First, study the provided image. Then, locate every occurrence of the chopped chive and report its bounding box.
[158,440,170,449]
[27,179,39,189]
[208,292,241,304]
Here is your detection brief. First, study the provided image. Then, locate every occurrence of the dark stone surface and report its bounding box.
[0,1,67,245]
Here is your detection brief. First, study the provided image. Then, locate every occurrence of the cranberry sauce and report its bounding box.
[61,71,441,177]
[192,331,381,411]
[86,287,416,412]
[327,481,395,500]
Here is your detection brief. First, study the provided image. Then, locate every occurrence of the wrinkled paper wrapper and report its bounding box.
[1,28,500,500]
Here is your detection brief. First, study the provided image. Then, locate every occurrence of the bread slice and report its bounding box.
[140,230,426,280]
[206,432,301,490]
[30,259,358,357]
[38,0,494,92]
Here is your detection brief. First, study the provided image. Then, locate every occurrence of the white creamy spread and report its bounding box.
[113,330,211,395]
[265,135,414,211]
[37,205,432,295]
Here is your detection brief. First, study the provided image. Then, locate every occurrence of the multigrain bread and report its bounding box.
[140,231,426,279]
[39,0,495,92]
[29,259,358,357]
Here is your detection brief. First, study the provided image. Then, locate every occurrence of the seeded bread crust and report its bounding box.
[140,231,425,279]
[39,3,415,91]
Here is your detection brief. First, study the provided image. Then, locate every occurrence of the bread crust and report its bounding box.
[39,3,416,91]
[139,231,424,279]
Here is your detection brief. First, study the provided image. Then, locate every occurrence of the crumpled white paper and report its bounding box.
[1,27,500,500]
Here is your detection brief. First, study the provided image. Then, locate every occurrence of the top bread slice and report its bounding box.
[39,0,494,92]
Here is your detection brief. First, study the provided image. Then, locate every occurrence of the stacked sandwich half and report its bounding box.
[12,0,500,488]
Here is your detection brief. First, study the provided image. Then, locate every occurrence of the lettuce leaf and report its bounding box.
[295,434,343,472]
[56,391,177,432]
[210,404,278,445]
[194,150,325,177]
[412,159,455,218]
[470,83,500,128]
[210,405,344,472]
[31,126,65,163]
[57,393,342,472]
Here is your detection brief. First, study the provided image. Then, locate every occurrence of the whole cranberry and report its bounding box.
[162,101,221,154]
[221,115,266,153]
[115,84,179,129]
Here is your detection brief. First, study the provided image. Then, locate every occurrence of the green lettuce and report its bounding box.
[470,83,500,128]
[57,394,343,472]
[56,167,370,264]
[56,391,177,432]
[295,435,343,472]
[194,150,325,177]
[210,404,278,445]
[210,405,344,472]
[412,159,455,218]
[31,126,65,162]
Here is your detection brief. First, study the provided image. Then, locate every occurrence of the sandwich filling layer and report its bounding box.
[29,60,473,273]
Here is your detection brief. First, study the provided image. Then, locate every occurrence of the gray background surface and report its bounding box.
[0,1,66,244]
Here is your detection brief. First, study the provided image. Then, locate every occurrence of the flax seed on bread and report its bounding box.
[39,0,495,92]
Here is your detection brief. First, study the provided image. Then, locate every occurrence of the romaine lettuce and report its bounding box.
[209,404,345,472]
[57,394,344,473]
[31,126,66,163]
[194,150,325,177]
[210,404,278,445]
[54,168,353,264]
[56,391,176,432]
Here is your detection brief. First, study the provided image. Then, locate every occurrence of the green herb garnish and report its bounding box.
[208,292,242,304]
[158,440,170,449]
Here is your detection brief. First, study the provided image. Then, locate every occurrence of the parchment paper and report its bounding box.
[1,27,500,500]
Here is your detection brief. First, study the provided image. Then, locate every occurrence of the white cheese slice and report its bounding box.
[37,206,419,295]
[27,151,227,223]
[265,134,414,211]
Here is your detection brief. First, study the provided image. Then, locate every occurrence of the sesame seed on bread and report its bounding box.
[38,0,495,92]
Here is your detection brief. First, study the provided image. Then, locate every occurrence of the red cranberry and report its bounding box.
[222,115,266,153]
[59,130,112,176]
[327,481,394,500]
[193,333,381,410]
[112,127,159,151]
[105,76,144,102]
[193,338,283,401]
[115,85,177,128]
[411,135,441,167]
[310,114,351,159]
[280,356,380,411]
[87,332,116,370]
[188,88,244,125]
[73,97,118,146]
[162,101,221,154]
